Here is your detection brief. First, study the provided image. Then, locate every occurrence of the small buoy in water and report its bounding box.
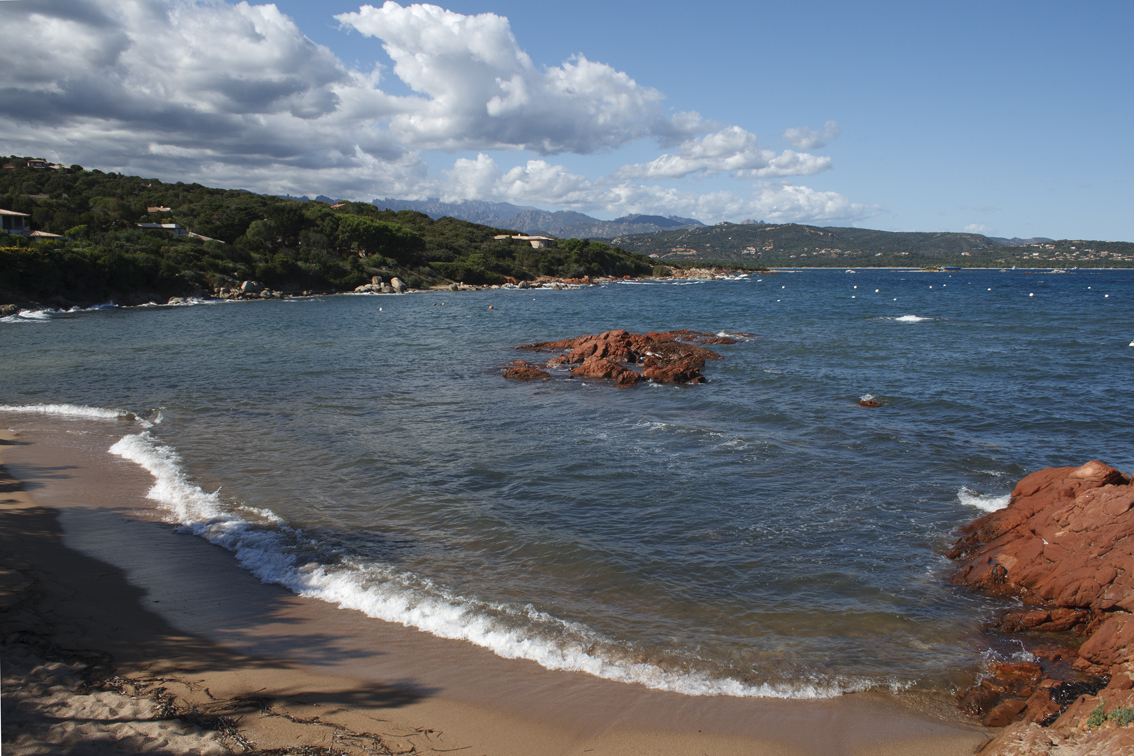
[851,295,855,298]
[488,305,494,309]
[1105,294,1110,298]
[1029,293,1034,297]
[875,289,879,293]
[859,394,881,408]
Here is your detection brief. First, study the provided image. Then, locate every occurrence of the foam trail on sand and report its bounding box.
[958,487,1011,513]
[108,430,896,700]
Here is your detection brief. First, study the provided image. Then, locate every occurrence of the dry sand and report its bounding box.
[0,420,990,755]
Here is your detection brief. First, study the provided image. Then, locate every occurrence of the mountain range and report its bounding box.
[369,198,705,238]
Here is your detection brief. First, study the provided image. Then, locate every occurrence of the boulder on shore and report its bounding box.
[947,461,1134,754]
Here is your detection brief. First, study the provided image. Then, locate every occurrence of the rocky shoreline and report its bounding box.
[947,461,1134,754]
[0,267,755,318]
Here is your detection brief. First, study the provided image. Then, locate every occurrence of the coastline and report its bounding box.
[0,422,988,755]
[4,264,1130,318]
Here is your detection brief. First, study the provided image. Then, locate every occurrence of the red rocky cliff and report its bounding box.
[948,461,1134,755]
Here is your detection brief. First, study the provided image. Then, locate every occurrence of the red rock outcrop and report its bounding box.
[569,356,640,387]
[502,361,550,381]
[947,461,1134,754]
[512,329,743,386]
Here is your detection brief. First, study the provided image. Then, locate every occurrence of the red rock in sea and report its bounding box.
[947,461,1134,754]
[569,356,640,387]
[503,363,550,381]
[511,328,741,386]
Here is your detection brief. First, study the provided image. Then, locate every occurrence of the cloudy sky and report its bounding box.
[1,0,1131,239]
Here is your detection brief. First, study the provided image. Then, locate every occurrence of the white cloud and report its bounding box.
[335,1,698,154]
[615,127,831,180]
[434,154,872,224]
[783,120,840,150]
[0,0,871,225]
[963,223,995,235]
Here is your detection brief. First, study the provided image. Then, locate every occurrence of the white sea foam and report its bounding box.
[892,315,932,322]
[0,403,135,422]
[107,430,887,700]
[958,486,1011,512]
[3,303,122,322]
[5,309,56,321]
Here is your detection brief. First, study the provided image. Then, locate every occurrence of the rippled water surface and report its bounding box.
[3,269,1132,697]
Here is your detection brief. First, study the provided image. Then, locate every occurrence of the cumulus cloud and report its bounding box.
[963,223,995,234]
[0,0,868,224]
[783,120,840,150]
[0,0,414,191]
[335,1,702,154]
[616,127,830,180]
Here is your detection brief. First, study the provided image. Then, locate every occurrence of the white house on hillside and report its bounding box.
[1,208,29,235]
[493,234,555,248]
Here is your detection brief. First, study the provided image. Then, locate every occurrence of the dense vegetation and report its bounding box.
[0,156,652,305]
[609,222,1134,268]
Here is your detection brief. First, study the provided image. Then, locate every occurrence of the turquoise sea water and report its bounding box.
[2,269,1132,698]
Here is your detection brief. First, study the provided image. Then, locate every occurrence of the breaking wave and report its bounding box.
[108,430,897,700]
[0,403,148,425]
[958,486,1011,513]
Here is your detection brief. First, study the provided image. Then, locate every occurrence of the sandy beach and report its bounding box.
[0,420,989,755]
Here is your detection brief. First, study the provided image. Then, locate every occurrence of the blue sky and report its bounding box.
[1,0,1131,239]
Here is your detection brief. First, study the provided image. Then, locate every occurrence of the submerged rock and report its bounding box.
[947,461,1134,752]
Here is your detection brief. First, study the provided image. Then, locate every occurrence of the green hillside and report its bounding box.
[0,156,652,306]
[606,222,1134,268]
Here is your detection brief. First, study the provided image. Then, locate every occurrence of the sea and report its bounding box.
[2,268,1132,700]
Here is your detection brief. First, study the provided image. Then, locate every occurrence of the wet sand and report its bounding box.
[0,420,989,755]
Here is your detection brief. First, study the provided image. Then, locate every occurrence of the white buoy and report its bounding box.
[1029,293,1034,297]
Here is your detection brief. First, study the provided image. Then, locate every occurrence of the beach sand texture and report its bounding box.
[0,423,988,755]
